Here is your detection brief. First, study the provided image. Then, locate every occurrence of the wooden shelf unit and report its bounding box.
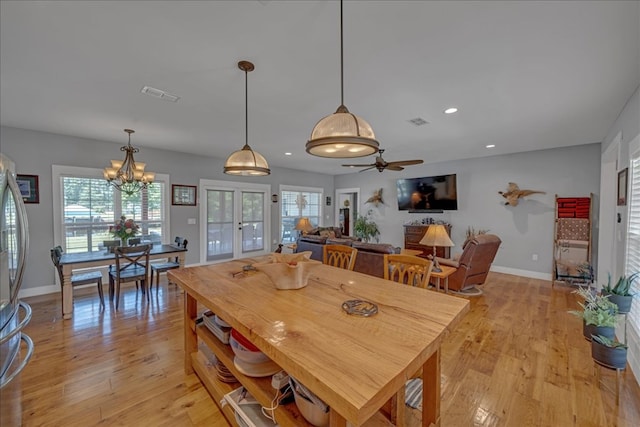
[552,194,593,286]
[403,224,452,259]
[194,322,312,427]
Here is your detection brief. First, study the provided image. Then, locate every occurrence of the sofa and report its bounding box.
[295,234,400,278]
[436,234,501,293]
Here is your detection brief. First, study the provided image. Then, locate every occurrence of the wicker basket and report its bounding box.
[254,252,320,290]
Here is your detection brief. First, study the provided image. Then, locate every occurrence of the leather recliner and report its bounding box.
[437,234,501,292]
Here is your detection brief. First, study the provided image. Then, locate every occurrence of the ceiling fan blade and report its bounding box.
[342,163,376,168]
[386,165,405,171]
[387,159,424,167]
[358,166,377,173]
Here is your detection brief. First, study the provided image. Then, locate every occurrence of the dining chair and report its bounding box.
[383,254,434,289]
[322,244,358,271]
[149,237,188,291]
[109,244,151,309]
[50,246,105,308]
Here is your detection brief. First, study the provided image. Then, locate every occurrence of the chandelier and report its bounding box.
[224,60,270,176]
[306,0,379,158]
[103,129,155,195]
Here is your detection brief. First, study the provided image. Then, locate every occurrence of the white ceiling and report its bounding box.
[1,1,638,175]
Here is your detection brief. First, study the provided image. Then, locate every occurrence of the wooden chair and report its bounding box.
[50,246,105,308]
[110,244,151,309]
[323,244,358,271]
[383,254,433,289]
[150,237,188,291]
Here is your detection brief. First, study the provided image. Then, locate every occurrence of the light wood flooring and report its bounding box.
[12,272,640,426]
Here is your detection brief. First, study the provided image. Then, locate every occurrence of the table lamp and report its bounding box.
[419,224,454,272]
[294,217,313,237]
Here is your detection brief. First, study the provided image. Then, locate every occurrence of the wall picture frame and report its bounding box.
[617,168,628,206]
[172,184,197,206]
[16,174,39,204]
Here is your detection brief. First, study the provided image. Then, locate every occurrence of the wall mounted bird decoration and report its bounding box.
[499,182,545,206]
[366,188,385,207]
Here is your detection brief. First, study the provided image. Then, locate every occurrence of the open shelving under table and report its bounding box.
[169,256,469,427]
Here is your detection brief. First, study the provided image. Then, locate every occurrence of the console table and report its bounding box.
[404,225,452,259]
[169,257,469,426]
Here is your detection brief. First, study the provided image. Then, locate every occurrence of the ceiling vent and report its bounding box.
[408,117,428,126]
[141,86,180,103]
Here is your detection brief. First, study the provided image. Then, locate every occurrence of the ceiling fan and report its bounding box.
[342,149,424,173]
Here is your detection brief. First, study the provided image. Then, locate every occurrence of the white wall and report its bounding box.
[0,126,335,293]
[335,143,601,279]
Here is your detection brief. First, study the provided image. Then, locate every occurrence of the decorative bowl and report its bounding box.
[254,252,320,290]
[229,329,270,364]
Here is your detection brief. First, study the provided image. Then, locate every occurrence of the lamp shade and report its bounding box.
[224,145,270,176]
[419,225,454,247]
[306,105,379,158]
[294,217,314,233]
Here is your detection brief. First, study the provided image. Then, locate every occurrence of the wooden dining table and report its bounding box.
[59,244,187,319]
[169,256,470,426]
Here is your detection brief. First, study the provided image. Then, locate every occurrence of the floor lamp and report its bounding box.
[419,224,454,272]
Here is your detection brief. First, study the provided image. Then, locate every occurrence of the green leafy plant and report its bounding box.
[569,286,618,327]
[601,272,639,296]
[592,334,628,349]
[354,210,380,243]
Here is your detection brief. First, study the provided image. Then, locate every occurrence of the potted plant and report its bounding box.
[601,272,638,314]
[354,210,380,243]
[591,334,628,369]
[570,286,618,341]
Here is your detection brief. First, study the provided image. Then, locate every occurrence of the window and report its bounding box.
[626,144,640,338]
[280,186,323,243]
[53,166,170,253]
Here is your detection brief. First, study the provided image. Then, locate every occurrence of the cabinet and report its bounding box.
[404,224,451,259]
[552,194,593,286]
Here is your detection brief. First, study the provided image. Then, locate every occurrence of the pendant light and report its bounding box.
[103,129,155,196]
[224,60,271,176]
[306,0,379,158]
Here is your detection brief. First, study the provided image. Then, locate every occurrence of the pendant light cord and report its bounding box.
[245,67,249,147]
[340,0,344,106]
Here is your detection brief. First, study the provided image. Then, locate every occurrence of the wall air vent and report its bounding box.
[408,117,428,126]
[141,86,180,103]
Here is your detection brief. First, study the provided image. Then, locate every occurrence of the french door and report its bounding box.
[200,180,270,263]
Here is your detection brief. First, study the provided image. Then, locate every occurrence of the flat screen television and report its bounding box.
[396,174,458,211]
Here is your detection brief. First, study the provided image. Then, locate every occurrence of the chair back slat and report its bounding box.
[50,246,64,283]
[383,254,433,289]
[323,244,358,271]
[114,244,151,280]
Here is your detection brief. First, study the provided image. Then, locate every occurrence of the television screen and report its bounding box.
[396,174,458,211]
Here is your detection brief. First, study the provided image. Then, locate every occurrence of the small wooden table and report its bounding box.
[430,265,457,293]
[400,249,423,256]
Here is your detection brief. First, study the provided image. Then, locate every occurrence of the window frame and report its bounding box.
[52,165,170,252]
[279,185,324,244]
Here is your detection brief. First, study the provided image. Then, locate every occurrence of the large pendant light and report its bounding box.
[224,60,271,176]
[306,0,379,158]
[103,129,155,196]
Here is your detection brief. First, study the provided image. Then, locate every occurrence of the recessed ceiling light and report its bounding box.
[486,144,495,148]
[285,152,292,156]
[443,107,458,114]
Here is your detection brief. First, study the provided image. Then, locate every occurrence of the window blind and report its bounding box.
[626,153,640,336]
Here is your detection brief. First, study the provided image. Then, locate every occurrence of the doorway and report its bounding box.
[597,134,620,286]
[335,188,360,237]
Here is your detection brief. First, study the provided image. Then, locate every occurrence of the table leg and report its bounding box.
[61,264,73,319]
[329,409,347,427]
[184,293,197,374]
[178,252,186,268]
[390,384,406,425]
[436,277,441,292]
[422,349,441,426]
[444,277,449,294]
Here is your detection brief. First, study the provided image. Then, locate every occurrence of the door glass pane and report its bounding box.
[242,192,264,253]
[207,189,234,261]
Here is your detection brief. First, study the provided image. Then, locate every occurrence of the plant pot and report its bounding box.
[591,340,627,369]
[601,290,633,314]
[582,322,615,341]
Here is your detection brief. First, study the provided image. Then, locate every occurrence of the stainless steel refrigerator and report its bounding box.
[0,153,34,425]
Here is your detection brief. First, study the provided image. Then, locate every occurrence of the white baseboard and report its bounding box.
[490,265,552,281]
